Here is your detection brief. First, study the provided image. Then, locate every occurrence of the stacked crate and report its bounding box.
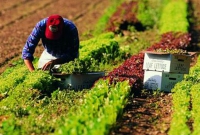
[143,51,191,92]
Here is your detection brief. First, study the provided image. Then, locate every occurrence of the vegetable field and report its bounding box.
[0,0,200,135]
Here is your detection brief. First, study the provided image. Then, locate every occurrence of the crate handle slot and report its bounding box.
[178,59,184,62]
[169,77,176,80]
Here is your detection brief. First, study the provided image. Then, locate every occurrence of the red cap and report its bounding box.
[45,15,64,40]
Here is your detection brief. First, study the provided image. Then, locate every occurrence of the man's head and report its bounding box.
[45,14,64,40]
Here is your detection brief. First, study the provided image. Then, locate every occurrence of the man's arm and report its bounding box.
[22,18,46,71]
[24,59,35,72]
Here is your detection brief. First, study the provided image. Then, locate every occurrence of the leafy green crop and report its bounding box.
[159,0,189,33]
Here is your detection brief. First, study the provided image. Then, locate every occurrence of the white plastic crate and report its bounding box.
[143,70,184,92]
[53,72,105,90]
[143,51,191,74]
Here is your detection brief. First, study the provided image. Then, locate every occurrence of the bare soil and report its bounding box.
[0,0,110,71]
[0,0,200,135]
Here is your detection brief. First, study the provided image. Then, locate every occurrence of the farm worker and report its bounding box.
[22,14,79,72]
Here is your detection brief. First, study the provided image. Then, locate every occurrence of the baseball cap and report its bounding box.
[45,14,64,40]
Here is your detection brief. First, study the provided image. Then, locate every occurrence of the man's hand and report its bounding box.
[42,60,55,71]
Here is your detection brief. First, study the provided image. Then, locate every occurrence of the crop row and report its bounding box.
[168,56,200,135]
[156,0,200,134]
[55,79,130,135]
[168,55,200,135]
